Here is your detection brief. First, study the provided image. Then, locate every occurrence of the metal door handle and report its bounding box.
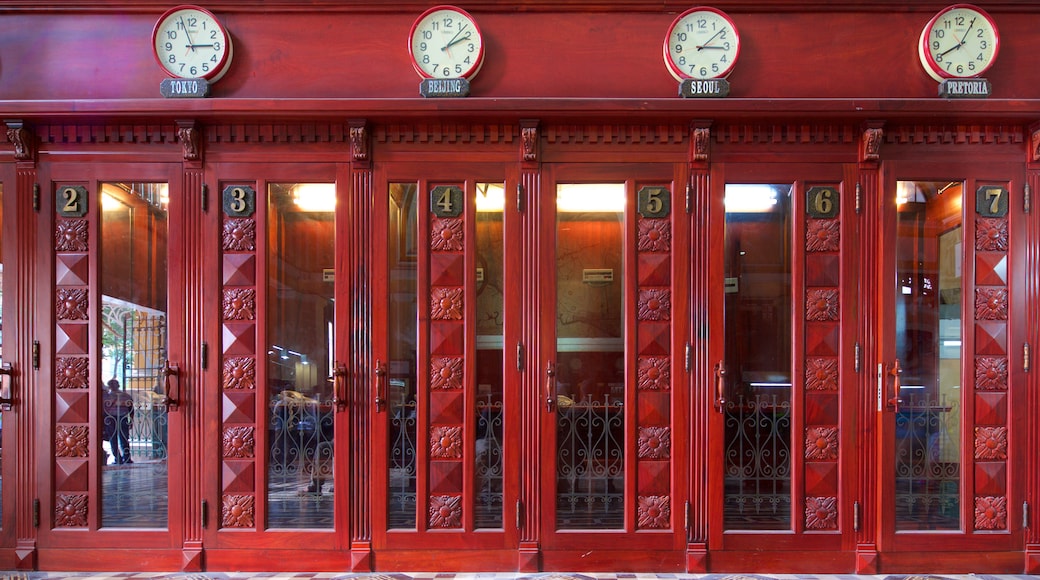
[887,358,903,413]
[713,361,727,413]
[545,361,557,413]
[161,360,180,408]
[0,362,14,410]
[332,363,348,410]
[373,360,387,412]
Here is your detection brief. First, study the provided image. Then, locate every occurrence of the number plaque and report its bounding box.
[638,186,670,218]
[806,186,839,219]
[431,185,463,218]
[976,185,1008,218]
[56,185,88,218]
[223,185,256,217]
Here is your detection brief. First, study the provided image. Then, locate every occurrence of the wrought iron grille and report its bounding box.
[556,395,625,529]
[389,400,418,529]
[475,396,504,528]
[894,392,961,530]
[723,393,792,530]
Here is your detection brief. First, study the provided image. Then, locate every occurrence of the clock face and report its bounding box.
[664,7,740,81]
[409,5,485,80]
[152,5,233,81]
[918,4,999,81]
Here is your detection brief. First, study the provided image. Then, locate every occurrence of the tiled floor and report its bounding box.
[4,574,1040,580]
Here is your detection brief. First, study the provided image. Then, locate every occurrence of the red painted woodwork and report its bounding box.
[1,0,1040,575]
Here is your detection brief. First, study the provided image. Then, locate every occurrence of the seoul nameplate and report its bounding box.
[159,78,211,98]
[420,78,470,98]
[939,78,991,99]
[679,78,730,98]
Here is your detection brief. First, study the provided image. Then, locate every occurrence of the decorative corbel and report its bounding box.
[691,126,710,163]
[520,120,539,164]
[860,125,883,165]
[5,119,35,161]
[1031,126,1040,163]
[350,120,369,163]
[176,120,200,161]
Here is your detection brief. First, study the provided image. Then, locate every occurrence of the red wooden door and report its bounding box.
[876,161,1026,570]
[705,163,856,569]
[370,164,520,569]
[536,164,689,570]
[35,162,186,563]
[205,164,350,567]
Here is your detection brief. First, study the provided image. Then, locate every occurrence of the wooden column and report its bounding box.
[686,121,710,572]
[348,119,373,571]
[518,119,541,572]
[6,120,39,570]
[176,120,204,571]
[855,122,883,574]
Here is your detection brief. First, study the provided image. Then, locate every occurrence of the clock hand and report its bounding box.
[937,16,976,58]
[441,24,468,50]
[179,16,198,56]
[442,31,472,51]
[696,28,725,50]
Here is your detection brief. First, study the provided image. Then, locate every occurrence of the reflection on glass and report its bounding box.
[555,183,625,530]
[100,182,169,528]
[475,183,505,528]
[266,183,335,529]
[894,180,962,531]
[388,183,418,529]
[0,183,4,524]
[722,183,792,531]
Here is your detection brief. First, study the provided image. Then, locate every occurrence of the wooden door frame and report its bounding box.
[368,162,521,571]
[30,162,186,564]
[874,159,1026,570]
[536,162,689,571]
[704,162,858,571]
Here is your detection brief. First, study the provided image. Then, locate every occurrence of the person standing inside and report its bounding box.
[102,379,135,464]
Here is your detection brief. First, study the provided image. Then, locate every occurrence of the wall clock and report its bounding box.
[409,5,485,79]
[918,3,999,82]
[663,6,741,81]
[152,5,234,81]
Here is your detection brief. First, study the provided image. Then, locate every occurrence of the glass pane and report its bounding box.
[894,180,962,531]
[100,182,169,528]
[554,183,625,530]
[388,183,418,529]
[266,183,335,529]
[0,182,4,525]
[475,183,505,528]
[722,184,793,531]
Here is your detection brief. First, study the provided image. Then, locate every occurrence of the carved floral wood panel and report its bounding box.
[802,191,841,530]
[221,190,259,529]
[53,191,92,527]
[426,189,466,529]
[972,187,1010,530]
[635,186,672,529]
